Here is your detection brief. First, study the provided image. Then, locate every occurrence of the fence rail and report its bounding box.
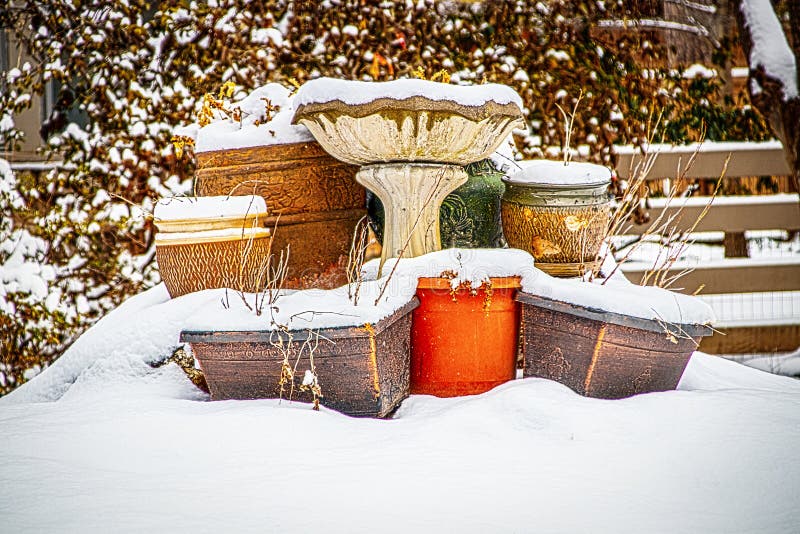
[614,140,792,179]
[621,257,800,294]
[621,194,799,235]
[613,141,799,355]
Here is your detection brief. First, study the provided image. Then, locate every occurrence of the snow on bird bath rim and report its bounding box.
[293,77,524,110]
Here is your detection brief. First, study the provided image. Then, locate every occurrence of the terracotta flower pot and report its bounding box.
[411,276,521,397]
[181,299,419,418]
[517,291,713,399]
[194,141,366,289]
[501,160,612,277]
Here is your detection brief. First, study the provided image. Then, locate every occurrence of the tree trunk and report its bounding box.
[732,0,800,198]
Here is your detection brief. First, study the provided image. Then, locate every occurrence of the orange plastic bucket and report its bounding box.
[411,276,521,397]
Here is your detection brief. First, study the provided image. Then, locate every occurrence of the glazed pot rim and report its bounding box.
[417,276,522,290]
[515,291,713,338]
[155,226,272,245]
[195,139,320,158]
[153,212,268,232]
[501,175,610,190]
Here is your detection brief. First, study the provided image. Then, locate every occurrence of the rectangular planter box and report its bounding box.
[517,292,712,399]
[181,299,418,417]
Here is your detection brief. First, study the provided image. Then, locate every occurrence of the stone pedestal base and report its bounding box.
[356,163,468,269]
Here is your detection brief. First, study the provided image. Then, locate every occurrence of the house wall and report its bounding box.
[1,29,50,162]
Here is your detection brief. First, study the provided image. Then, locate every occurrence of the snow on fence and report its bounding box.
[613,141,800,355]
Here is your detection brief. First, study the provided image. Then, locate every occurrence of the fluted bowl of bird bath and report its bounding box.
[292,77,525,269]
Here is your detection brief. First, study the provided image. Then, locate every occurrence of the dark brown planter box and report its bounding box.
[180,299,418,417]
[517,292,713,399]
[195,141,365,290]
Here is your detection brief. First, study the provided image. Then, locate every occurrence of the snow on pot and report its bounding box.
[292,77,524,271]
[501,160,612,277]
[189,83,366,290]
[362,248,537,398]
[154,196,272,298]
[518,274,715,399]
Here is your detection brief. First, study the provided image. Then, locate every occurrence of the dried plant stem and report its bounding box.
[554,90,583,166]
[600,122,728,293]
[298,330,323,410]
[346,216,370,305]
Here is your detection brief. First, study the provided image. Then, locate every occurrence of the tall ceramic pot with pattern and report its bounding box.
[195,140,365,290]
[501,160,612,277]
[366,158,506,250]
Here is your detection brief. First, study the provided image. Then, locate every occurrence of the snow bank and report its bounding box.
[192,83,314,153]
[2,246,712,407]
[1,257,798,533]
[154,195,267,222]
[0,285,213,404]
[294,77,524,109]
[507,159,612,187]
[1,345,798,533]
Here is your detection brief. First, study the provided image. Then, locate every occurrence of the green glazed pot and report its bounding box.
[367,160,506,249]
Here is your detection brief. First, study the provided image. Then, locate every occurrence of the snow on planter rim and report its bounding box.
[525,272,715,327]
[185,83,314,153]
[178,247,711,332]
[292,77,524,120]
[363,248,712,327]
[362,248,538,290]
[154,195,267,222]
[181,279,418,333]
[504,159,612,188]
[186,248,539,333]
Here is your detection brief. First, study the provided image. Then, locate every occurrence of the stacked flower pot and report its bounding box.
[154,195,272,298]
[165,78,714,417]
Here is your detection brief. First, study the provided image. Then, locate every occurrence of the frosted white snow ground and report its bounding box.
[1,284,799,533]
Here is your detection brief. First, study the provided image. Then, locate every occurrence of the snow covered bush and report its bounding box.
[0,0,773,394]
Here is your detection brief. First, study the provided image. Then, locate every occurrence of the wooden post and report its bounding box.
[723,231,749,258]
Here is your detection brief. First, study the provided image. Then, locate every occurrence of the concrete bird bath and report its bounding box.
[292,78,524,269]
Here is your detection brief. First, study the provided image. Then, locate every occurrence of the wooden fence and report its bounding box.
[613,141,800,354]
